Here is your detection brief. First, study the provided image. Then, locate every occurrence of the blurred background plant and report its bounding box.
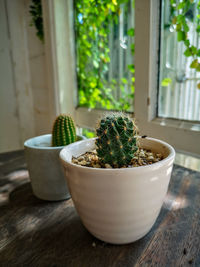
[29,0,44,42]
[75,0,135,111]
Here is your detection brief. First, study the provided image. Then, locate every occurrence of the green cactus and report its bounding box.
[95,114,138,167]
[52,114,76,146]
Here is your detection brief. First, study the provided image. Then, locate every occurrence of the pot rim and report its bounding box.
[24,134,84,150]
[60,137,176,172]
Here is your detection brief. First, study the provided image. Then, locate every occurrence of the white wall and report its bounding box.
[0,0,53,153]
[0,0,21,152]
[26,0,52,136]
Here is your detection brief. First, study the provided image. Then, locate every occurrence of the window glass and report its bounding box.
[159,0,200,121]
[75,0,135,111]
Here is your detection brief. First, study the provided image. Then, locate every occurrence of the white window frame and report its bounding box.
[42,0,200,155]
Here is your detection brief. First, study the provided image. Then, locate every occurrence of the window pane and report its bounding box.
[75,0,135,112]
[158,0,200,121]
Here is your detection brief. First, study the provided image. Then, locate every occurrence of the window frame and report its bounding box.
[42,0,200,156]
[134,0,200,156]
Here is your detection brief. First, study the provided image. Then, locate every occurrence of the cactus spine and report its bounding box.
[52,114,76,146]
[95,114,138,167]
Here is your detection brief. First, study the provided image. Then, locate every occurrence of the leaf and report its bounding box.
[127,64,135,73]
[196,25,200,33]
[131,43,135,54]
[184,39,190,47]
[197,49,200,57]
[191,46,197,55]
[93,60,99,68]
[110,4,116,12]
[161,78,172,87]
[90,81,97,88]
[190,59,198,68]
[112,0,117,6]
[172,17,177,24]
[176,24,182,31]
[111,79,117,85]
[131,85,135,93]
[127,28,135,37]
[104,55,110,63]
[196,64,200,72]
[86,50,92,57]
[177,2,185,9]
[183,21,189,32]
[197,83,200,89]
[80,73,86,79]
[121,78,127,84]
[184,48,192,57]
[176,14,184,24]
[177,31,186,41]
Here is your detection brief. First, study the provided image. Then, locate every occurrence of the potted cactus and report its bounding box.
[95,115,138,167]
[24,114,85,201]
[60,114,175,244]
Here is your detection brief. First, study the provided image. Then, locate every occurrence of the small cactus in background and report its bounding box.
[52,114,76,146]
[95,114,138,167]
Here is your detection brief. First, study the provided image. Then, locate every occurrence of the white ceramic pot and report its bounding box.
[60,137,175,244]
[24,134,85,201]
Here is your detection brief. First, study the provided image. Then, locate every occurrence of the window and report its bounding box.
[159,0,200,121]
[42,0,200,155]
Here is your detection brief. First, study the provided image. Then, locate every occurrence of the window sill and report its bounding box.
[175,151,200,172]
[152,117,200,132]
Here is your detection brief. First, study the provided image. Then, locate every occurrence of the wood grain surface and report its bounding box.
[0,150,200,267]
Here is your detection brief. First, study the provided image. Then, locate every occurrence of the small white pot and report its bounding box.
[24,134,85,201]
[60,137,175,244]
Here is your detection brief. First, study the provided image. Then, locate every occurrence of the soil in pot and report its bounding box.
[72,148,163,168]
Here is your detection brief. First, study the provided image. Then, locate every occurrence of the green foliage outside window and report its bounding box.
[82,128,96,138]
[30,0,200,98]
[75,0,135,111]
[165,0,200,89]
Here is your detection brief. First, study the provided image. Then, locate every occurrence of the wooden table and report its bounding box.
[0,150,200,267]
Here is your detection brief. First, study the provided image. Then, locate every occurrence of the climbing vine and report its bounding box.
[169,0,200,88]
[29,0,44,42]
[75,0,135,111]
